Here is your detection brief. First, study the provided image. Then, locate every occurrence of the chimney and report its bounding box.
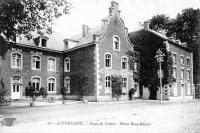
[109,1,120,16]
[101,19,108,28]
[82,25,89,37]
[144,21,150,30]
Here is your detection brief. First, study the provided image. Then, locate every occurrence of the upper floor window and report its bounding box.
[172,53,177,63]
[187,58,190,66]
[122,57,128,70]
[41,38,47,47]
[11,53,22,69]
[113,36,120,51]
[64,58,70,72]
[181,68,184,79]
[32,56,41,70]
[32,77,41,91]
[187,70,190,80]
[105,53,112,68]
[173,67,177,78]
[180,55,184,65]
[64,77,70,93]
[48,58,56,71]
[48,77,56,92]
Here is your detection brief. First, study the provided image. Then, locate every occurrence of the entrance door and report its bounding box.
[181,84,185,98]
[11,76,21,99]
[12,84,21,99]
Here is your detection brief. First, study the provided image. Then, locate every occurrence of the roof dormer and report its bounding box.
[34,36,49,47]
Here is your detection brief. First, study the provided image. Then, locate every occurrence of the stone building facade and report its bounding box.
[0,1,138,102]
[129,22,194,100]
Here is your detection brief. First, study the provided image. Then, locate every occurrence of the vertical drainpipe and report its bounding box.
[95,43,100,102]
[191,52,194,98]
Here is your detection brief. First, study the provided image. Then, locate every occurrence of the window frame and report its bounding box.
[186,57,190,66]
[181,68,184,80]
[31,55,41,70]
[47,57,56,72]
[172,52,177,63]
[173,66,177,79]
[11,52,23,69]
[187,69,190,81]
[104,53,112,69]
[64,57,70,72]
[47,77,56,93]
[180,55,184,65]
[113,35,120,51]
[31,76,41,91]
[121,56,128,70]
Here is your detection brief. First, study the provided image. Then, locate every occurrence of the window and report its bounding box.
[181,55,184,65]
[41,38,47,47]
[172,53,177,63]
[113,36,120,51]
[32,77,40,91]
[187,70,190,80]
[11,53,22,69]
[64,58,70,72]
[32,56,41,70]
[187,58,190,66]
[122,77,128,94]
[122,57,128,70]
[173,67,177,78]
[48,58,56,71]
[64,77,70,93]
[105,53,112,68]
[48,78,56,92]
[105,76,111,93]
[134,62,138,72]
[181,69,184,79]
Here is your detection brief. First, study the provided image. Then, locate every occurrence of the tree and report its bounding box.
[0,0,72,57]
[111,76,123,101]
[0,78,7,99]
[128,30,175,99]
[149,14,170,32]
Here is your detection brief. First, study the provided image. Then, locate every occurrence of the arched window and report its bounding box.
[48,77,56,92]
[11,53,22,69]
[105,53,112,68]
[32,77,41,91]
[64,58,70,72]
[113,36,120,51]
[121,57,128,70]
[32,56,41,70]
[47,57,56,71]
[64,77,70,93]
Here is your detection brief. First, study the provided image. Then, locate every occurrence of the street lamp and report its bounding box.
[155,49,165,104]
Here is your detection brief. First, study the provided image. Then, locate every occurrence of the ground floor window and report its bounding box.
[64,77,70,93]
[48,78,56,92]
[32,77,40,91]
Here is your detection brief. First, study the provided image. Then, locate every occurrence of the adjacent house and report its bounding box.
[129,22,194,100]
[0,1,138,102]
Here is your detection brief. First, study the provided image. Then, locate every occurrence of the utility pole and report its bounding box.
[155,49,165,104]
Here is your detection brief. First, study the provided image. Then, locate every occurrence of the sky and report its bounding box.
[53,0,200,38]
